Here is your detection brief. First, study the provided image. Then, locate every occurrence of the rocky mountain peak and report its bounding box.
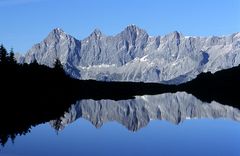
[123,24,147,35]
[53,27,65,33]
[46,28,69,42]
[118,25,149,47]
[166,31,182,39]
[92,28,102,35]
[89,28,103,40]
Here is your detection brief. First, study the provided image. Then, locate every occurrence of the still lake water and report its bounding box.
[1,92,240,156]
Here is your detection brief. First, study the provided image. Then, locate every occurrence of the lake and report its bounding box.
[1,92,240,156]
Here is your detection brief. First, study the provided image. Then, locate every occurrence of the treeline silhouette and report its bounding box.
[0,43,240,147]
[0,44,76,146]
[179,65,240,108]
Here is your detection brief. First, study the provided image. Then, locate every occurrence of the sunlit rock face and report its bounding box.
[22,26,240,84]
[50,92,240,132]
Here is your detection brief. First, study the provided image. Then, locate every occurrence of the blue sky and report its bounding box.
[0,0,240,53]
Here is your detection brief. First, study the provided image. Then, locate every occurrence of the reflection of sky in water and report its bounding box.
[2,119,240,156]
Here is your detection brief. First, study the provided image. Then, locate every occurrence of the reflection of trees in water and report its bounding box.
[0,44,72,146]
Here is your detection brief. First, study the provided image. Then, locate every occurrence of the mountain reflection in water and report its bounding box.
[51,92,240,132]
[1,91,240,156]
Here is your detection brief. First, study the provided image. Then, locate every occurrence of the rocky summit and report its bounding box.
[21,25,240,84]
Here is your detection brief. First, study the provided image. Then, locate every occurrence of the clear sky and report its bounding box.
[0,0,240,53]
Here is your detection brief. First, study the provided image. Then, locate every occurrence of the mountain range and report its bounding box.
[18,25,240,84]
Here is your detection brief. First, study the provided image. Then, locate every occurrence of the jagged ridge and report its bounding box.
[21,26,240,84]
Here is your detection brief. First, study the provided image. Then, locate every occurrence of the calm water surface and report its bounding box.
[1,92,240,156]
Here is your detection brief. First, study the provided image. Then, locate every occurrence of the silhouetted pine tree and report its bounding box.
[0,44,8,64]
[8,48,17,65]
[30,58,39,68]
[53,58,64,74]
[31,58,38,65]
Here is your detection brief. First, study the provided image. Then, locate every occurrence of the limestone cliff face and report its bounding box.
[22,26,240,84]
